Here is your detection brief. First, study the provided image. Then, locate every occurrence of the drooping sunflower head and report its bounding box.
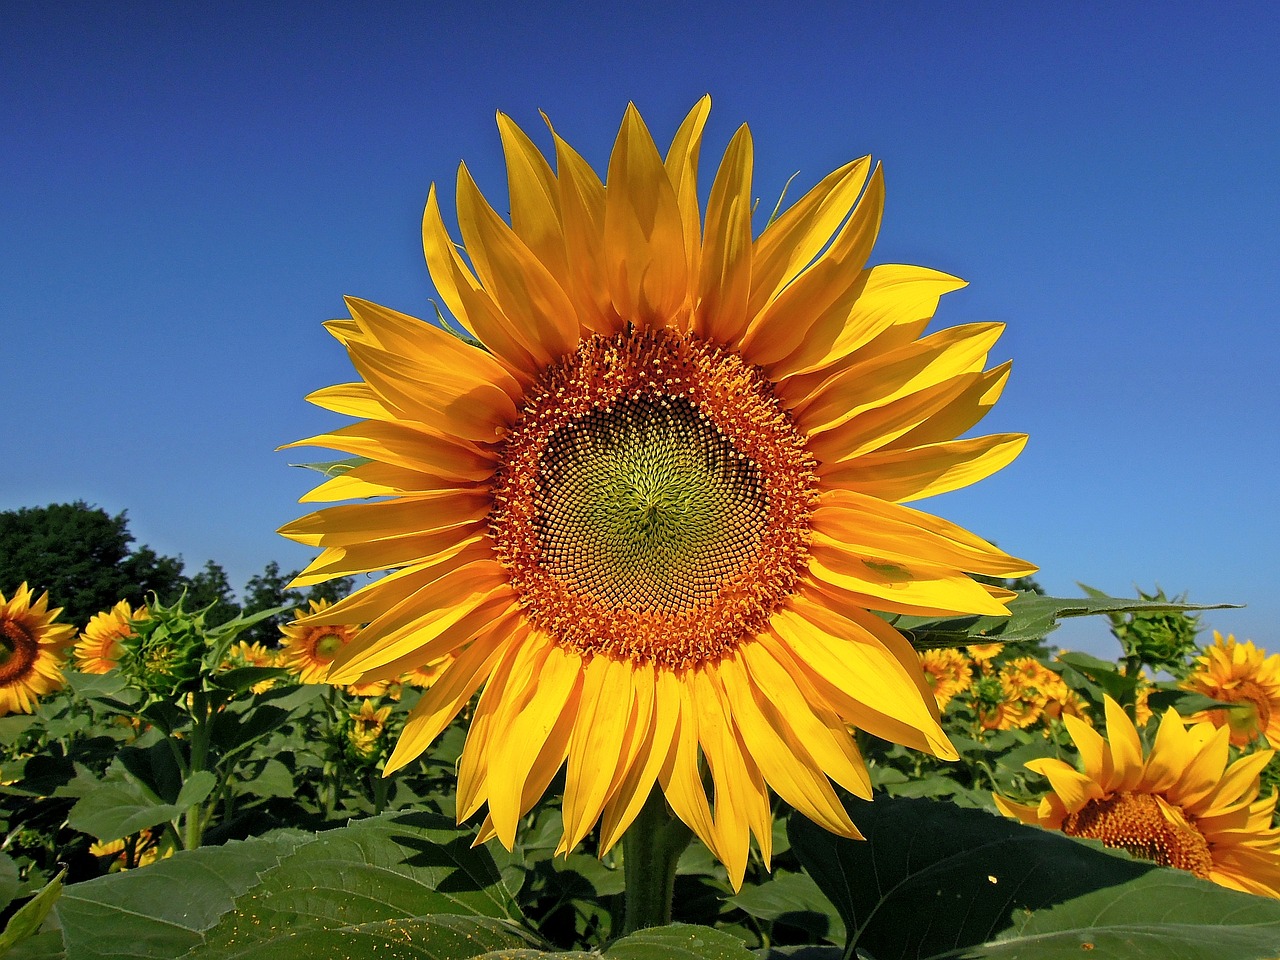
[996,696,1280,898]
[1183,631,1280,747]
[0,583,75,716]
[281,98,1034,888]
[75,600,149,675]
[279,599,359,684]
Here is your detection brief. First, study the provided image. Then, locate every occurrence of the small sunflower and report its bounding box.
[918,648,972,709]
[223,639,279,693]
[281,98,1034,887]
[75,600,148,675]
[348,698,394,759]
[996,697,1280,898]
[967,642,1003,672]
[1183,632,1280,747]
[974,671,1040,732]
[0,584,75,716]
[345,678,403,700]
[279,599,359,684]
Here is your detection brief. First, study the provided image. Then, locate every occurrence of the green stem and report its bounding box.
[621,786,693,934]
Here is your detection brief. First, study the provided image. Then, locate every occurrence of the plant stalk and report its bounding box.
[621,786,693,934]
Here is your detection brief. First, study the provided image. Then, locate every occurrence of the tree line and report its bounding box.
[0,501,350,646]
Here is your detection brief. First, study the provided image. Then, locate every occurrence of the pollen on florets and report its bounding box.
[1063,791,1213,878]
[489,327,818,669]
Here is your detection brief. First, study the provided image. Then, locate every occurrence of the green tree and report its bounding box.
[184,559,241,626]
[0,502,187,625]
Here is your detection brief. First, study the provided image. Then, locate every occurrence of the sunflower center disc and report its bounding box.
[1063,791,1213,878]
[536,394,767,614]
[0,618,37,684]
[491,328,818,669]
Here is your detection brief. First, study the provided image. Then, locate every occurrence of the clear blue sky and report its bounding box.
[4,1,1277,657]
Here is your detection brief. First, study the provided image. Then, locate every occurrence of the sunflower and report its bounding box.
[918,648,972,709]
[0,583,75,716]
[280,98,1033,888]
[401,654,454,690]
[967,642,1003,672]
[996,696,1280,898]
[974,671,1041,732]
[1183,632,1280,747]
[279,599,359,684]
[347,699,394,759]
[222,639,279,693]
[345,677,403,700]
[75,600,148,674]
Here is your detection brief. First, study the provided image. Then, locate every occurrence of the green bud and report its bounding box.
[1110,587,1200,675]
[117,594,207,698]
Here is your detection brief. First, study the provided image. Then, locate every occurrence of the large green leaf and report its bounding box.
[33,812,532,959]
[65,768,216,842]
[727,871,846,945]
[789,795,1280,960]
[892,592,1238,649]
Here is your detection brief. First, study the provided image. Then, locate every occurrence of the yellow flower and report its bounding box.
[974,672,1041,732]
[75,600,148,674]
[918,648,972,709]
[348,698,393,758]
[279,599,359,684]
[967,642,1003,672]
[996,697,1280,898]
[223,639,279,693]
[401,654,454,690]
[280,98,1033,888]
[1183,632,1280,747]
[0,583,75,716]
[345,678,403,700]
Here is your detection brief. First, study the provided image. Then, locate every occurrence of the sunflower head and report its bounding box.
[1183,632,1280,746]
[1109,587,1200,674]
[76,600,149,675]
[918,648,972,709]
[278,598,360,684]
[996,696,1280,898]
[346,699,393,762]
[0,583,75,716]
[117,595,207,699]
[281,98,1034,887]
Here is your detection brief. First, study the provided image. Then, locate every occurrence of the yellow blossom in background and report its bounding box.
[0,583,75,716]
[279,599,359,684]
[996,697,1280,898]
[90,828,170,871]
[347,699,393,759]
[75,600,148,675]
[918,648,972,709]
[974,672,1041,732]
[967,643,1003,672]
[401,654,454,690]
[1183,632,1280,747]
[279,97,1034,889]
[223,639,279,693]
[345,678,403,700]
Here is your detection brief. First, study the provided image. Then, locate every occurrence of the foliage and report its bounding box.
[2,588,1278,960]
[0,503,186,626]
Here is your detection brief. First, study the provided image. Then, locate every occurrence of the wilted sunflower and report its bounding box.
[0,583,75,716]
[75,600,148,675]
[279,599,359,684]
[1183,632,1280,747]
[997,697,1280,898]
[280,98,1034,887]
[918,648,972,709]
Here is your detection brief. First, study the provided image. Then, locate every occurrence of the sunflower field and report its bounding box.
[4,100,1280,959]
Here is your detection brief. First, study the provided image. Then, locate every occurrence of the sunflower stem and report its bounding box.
[621,786,692,935]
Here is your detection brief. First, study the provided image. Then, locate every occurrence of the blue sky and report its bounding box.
[4,1,1277,657]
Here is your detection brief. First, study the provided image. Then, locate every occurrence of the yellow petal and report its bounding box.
[282,421,496,483]
[496,112,570,296]
[693,124,754,345]
[304,382,388,420]
[1025,758,1105,812]
[662,95,712,305]
[1102,697,1146,792]
[600,664,676,853]
[884,361,1011,450]
[383,621,516,775]
[739,165,883,371]
[747,157,871,320]
[691,668,754,892]
[560,655,636,853]
[603,104,689,329]
[1064,713,1113,789]
[659,676,721,862]
[820,433,1028,503]
[278,490,491,548]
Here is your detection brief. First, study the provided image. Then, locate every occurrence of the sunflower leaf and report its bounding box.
[893,591,1239,649]
[789,795,1280,960]
[29,811,532,959]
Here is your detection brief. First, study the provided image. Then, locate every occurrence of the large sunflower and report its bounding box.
[0,583,75,716]
[1183,632,1280,747]
[996,697,1280,898]
[280,98,1034,887]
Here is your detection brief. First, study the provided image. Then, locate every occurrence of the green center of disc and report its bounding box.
[534,394,768,614]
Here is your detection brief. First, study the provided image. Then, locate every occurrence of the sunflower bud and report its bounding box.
[1110,587,1200,675]
[117,595,207,698]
